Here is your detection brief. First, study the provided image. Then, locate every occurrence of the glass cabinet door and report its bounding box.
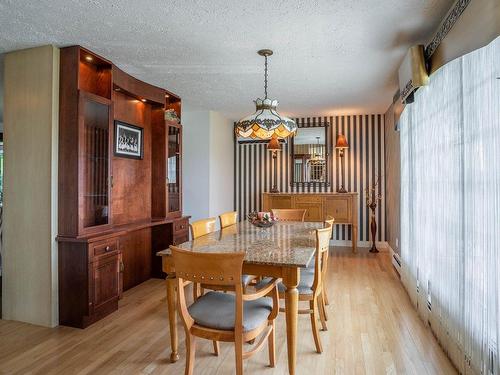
[81,96,110,228]
[167,125,181,214]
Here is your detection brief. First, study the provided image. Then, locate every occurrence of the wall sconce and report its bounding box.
[267,135,281,193]
[335,134,349,193]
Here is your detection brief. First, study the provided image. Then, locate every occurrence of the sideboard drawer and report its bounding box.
[91,238,119,258]
[269,195,292,209]
[174,217,189,233]
[294,195,322,204]
[324,197,351,222]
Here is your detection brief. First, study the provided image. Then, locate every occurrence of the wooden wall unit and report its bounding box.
[262,192,358,252]
[58,46,188,328]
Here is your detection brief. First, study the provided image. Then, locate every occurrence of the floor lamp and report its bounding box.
[335,134,349,193]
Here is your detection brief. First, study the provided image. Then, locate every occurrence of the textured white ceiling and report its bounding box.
[0,0,452,120]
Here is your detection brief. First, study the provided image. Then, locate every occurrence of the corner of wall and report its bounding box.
[2,45,60,327]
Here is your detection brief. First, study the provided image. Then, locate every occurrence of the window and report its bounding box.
[400,36,499,374]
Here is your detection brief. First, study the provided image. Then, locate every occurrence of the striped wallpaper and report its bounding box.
[234,115,386,243]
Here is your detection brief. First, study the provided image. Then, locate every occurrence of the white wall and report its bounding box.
[3,45,59,327]
[182,109,210,222]
[182,106,234,228]
[208,111,234,221]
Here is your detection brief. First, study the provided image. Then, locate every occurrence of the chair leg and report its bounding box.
[323,285,330,306]
[235,337,244,375]
[321,289,329,321]
[309,299,323,354]
[268,321,276,368]
[213,340,220,356]
[317,294,328,332]
[185,333,196,375]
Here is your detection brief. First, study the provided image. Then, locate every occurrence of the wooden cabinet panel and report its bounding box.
[173,232,189,246]
[269,195,292,209]
[91,254,120,311]
[121,228,152,291]
[324,197,351,223]
[295,202,323,222]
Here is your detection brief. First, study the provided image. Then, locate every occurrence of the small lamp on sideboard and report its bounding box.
[267,135,281,193]
[335,134,349,193]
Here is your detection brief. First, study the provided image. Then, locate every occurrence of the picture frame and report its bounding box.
[114,120,143,159]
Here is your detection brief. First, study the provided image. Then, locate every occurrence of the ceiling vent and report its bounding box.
[398,45,429,104]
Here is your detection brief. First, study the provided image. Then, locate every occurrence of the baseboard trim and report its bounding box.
[387,244,402,275]
[330,240,390,252]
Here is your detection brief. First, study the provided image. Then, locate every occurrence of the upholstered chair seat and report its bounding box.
[188,291,273,332]
[256,268,315,295]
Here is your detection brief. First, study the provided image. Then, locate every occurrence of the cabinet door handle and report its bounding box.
[105,246,110,252]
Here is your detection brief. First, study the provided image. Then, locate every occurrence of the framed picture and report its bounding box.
[114,121,143,159]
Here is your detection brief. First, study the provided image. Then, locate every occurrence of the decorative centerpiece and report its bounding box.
[165,109,180,125]
[247,211,277,228]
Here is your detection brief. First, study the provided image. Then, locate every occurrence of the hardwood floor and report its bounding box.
[0,248,457,375]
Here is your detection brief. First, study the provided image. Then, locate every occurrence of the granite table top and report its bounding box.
[157,221,323,268]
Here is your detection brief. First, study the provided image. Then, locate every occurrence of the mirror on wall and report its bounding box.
[290,125,329,184]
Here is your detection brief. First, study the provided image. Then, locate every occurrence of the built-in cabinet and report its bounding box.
[58,46,188,328]
[262,192,359,252]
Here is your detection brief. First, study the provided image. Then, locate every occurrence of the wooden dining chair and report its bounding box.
[189,218,217,301]
[191,216,253,300]
[271,208,307,222]
[219,211,238,229]
[320,218,335,320]
[255,226,332,354]
[170,246,280,375]
[219,211,255,288]
[190,218,217,240]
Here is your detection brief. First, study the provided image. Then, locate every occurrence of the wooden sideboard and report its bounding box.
[57,46,189,328]
[262,192,359,252]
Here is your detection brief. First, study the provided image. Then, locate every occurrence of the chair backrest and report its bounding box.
[190,218,216,239]
[312,226,333,294]
[219,211,238,229]
[170,246,245,330]
[324,217,335,228]
[271,209,306,222]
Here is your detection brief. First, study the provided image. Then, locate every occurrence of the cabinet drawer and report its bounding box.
[173,218,189,233]
[172,232,189,246]
[269,196,292,209]
[91,238,119,258]
[325,198,351,222]
[294,195,323,204]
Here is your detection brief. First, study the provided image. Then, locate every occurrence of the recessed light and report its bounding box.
[141,99,147,102]
[114,87,121,91]
[85,55,93,62]
[165,94,169,97]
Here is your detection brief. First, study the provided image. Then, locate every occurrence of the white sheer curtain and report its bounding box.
[400,36,500,375]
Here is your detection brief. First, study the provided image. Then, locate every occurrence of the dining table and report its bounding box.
[157,220,323,375]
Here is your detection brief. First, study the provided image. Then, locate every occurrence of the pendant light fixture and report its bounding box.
[308,136,325,165]
[235,49,297,139]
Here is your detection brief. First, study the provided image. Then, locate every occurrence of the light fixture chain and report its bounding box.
[264,55,268,99]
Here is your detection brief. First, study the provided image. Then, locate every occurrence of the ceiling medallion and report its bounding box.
[235,49,297,140]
